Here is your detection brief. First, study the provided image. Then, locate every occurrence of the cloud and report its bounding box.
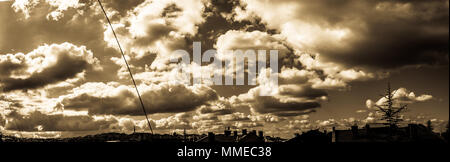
[11,0,39,19]
[219,112,250,122]
[238,0,449,69]
[393,88,433,103]
[366,87,433,109]
[235,85,326,117]
[214,29,380,91]
[196,98,235,116]
[45,0,84,20]
[294,53,381,89]
[11,0,84,20]
[0,43,101,92]
[102,0,145,17]
[4,111,117,132]
[248,113,281,123]
[216,30,291,59]
[103,0,206,59]
[208,30,345,117]
[59,82,218,115]
[0,113,5,128]
[155,113,192,130]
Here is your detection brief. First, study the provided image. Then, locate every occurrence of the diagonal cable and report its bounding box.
[97,0,154,134]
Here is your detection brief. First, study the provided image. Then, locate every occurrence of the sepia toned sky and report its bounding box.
[0,0,448,138]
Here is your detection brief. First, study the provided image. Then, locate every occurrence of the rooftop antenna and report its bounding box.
[97,0,153,134]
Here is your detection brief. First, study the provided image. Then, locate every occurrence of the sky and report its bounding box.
[0,0,448,139]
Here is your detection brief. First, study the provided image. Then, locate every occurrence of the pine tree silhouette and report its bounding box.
[374,82,407,127]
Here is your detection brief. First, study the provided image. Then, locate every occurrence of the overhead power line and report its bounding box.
[97,0,154,134]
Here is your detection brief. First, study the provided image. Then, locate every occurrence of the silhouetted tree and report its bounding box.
[374,82,407,127]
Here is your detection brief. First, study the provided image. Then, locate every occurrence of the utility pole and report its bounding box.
[183,127,186,142]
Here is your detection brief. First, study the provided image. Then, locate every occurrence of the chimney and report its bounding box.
[233,131,238,137]
[331,127,336,143]
[224,129,231,136]
[408,124,418,140]
[426,120,432,132]
[242,129,247,135]
[208,132,215,142]
[365,124,371,136]
[258,131,264,138]
[351,125,358,137]
[183,128,186,141]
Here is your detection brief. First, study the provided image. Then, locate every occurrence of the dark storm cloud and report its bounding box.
[210,0,240,13]
[273,109,316,117]
[278,85,328,99]
[242,0,449,69]
[198,106,234,115]
[60,83,218,115]
[236,84,327,117]
[320,0,449,69]
[1,2,120,83]
[5,111,117,132]
[102,0,145,17]
[133,23,176,47]
[253,96,321,114]
[0,43,100,92]
[137,83,218,114]
[0,94,23,109]
[61,89,137,115]
[161,3,183,18]
[315,0,449,69]
[0,61,25,77]
[191,0,275,54]
[0,114,4,127]
[1,55,88,91]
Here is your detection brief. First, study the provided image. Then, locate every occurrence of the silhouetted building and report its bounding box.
[196,129,265,142]
[332,123,445,143]
[287,129,330,143]
[198,132,235,142]
[265,136,286,142]
[224,127,231,136]
[242,129,247,135]
[238,130,265,143]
